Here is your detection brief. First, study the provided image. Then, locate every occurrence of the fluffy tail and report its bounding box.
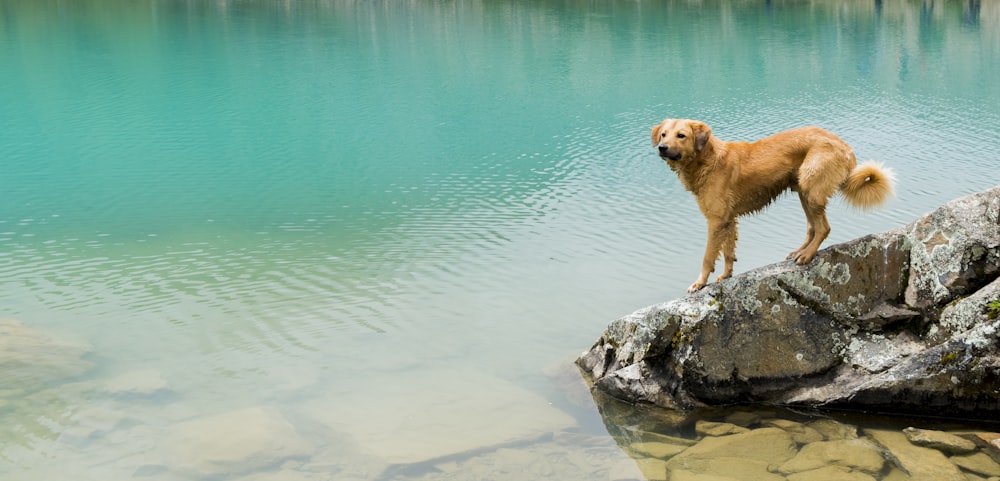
[841,160,895,210]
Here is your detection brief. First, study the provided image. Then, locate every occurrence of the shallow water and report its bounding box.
[1,0,999,479]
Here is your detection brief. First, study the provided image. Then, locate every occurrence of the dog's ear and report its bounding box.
[651,123,663,146]
[690,121,712,151]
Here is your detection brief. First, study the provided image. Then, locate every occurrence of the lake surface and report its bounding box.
[1,0,999,479]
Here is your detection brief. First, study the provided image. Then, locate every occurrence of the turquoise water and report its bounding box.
[2,1,999,479]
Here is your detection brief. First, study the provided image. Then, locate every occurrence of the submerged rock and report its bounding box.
[302,367,576,476]
[578,186,1000,416]
[949,451,1000,477]
[694,420,749,437]
[0,318,93,390]
[102,369,169,398]
[775,439,884,475]
[665,427,797,468]
[975,432,1000,460]
[902,427,977,454]
[161,406,314,477]
[586,396,1000,481]
[865,429,966,481]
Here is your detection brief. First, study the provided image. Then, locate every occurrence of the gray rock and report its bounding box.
[904,187,1000,309]
[578,186,1000,415]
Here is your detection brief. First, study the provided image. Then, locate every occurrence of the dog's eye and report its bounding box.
[661,132,667,138]
[677,133,686,139]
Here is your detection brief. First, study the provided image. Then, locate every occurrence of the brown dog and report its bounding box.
[651,119,895,293]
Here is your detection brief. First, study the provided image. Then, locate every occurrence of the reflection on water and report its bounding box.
[1,0,999,479]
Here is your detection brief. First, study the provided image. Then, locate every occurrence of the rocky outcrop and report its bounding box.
[577,186,1000,416]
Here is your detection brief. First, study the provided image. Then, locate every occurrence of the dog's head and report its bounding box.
[650,119,712,163]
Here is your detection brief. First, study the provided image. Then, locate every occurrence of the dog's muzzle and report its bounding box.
[658,145,682,161]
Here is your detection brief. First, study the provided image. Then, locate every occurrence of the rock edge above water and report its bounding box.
[578,185,1000,416]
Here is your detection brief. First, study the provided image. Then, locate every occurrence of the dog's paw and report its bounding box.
[687,281,706,293]
[789,250,815,265]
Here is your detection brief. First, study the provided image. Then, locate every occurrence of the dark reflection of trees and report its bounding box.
[919,1,945,52]
[962,0,982,28]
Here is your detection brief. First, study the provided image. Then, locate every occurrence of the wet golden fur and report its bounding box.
[651,119,895,293]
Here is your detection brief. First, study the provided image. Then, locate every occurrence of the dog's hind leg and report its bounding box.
[787,191,815,261]
[790,197,830,265]
[789,149,842,264]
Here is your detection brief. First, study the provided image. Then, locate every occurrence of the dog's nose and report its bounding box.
[658,145,671,156]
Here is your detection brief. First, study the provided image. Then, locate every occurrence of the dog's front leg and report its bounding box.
[689,220,726,293]
[717,220,738,282]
